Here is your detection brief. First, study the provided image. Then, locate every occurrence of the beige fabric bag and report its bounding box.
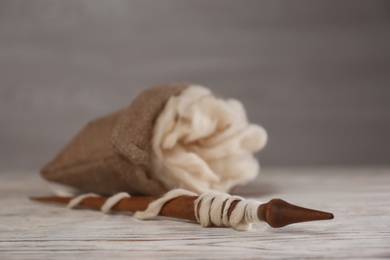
[41,84,188,196]
[41,83,268,197]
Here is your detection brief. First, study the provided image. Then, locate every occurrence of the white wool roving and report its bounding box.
[151,85,268,194]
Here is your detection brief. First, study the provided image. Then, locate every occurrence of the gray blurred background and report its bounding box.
[1,0,389,172]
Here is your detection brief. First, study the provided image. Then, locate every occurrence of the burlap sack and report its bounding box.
[41,84,189,196]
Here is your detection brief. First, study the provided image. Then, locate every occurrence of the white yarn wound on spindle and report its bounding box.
[66,189,267,231]
[67,192,131,214]
[134,189,197,220]
[101,192,131,213]
[66,190,194,218]
[67,193,100,209]
[194,192,266,231]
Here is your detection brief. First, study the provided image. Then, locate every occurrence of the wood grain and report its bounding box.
[1,168,390,259]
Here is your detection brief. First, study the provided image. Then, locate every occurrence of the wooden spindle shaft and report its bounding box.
[31,195,334,227]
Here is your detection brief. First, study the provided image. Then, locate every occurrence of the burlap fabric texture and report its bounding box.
[41,84,189,196]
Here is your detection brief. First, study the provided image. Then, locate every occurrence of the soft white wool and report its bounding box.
[151,85,268,194]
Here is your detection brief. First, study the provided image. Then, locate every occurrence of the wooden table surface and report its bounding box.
[1,168,389,259]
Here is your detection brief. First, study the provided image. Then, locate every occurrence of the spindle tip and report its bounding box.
[258,198,334,228]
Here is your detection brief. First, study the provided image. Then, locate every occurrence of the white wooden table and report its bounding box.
[1,168,389,259]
